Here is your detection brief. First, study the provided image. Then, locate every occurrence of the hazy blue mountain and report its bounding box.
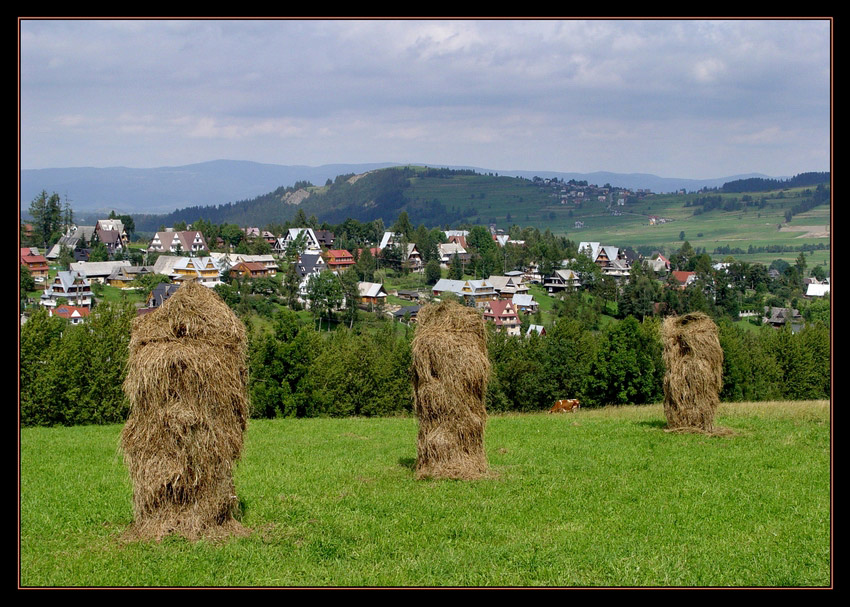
[20,160,405,216]
[20,159,780,217]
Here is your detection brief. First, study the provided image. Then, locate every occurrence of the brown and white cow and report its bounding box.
[549,399,580,413]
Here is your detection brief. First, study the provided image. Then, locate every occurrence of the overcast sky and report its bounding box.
[19,18,831,179]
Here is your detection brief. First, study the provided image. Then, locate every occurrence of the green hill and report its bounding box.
[132,166,829,267]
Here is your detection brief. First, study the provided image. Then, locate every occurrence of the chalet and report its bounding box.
[147,230,209,255]
[526,324,546,338]
[49,304,90,325]
[763,307,804,332]
[482,300,521,336]
[670,271,697,290]
[276,228,321,255]
[487,275,529,299]
[511,293,539,314]
[230,261,270,279]
[169,257,222,287]
[210,253,279,276]
[107,264,155,289]
[324,249,356,272]
[358,282,388,308]
[70,260,132,284]
[543,268,580,293]
[145,282,181,310]
[20,248,49,282]
[397,290,422,301]
[806,282,830,298]
[295,252,326,279]
[392,305,421,324]
[432,278,497,308]
[315,230,335,248]
[46,225,97,260]
[40,271,93,309]
[439,242,469,266]
[646,253,671,274]
[602,259,631,282]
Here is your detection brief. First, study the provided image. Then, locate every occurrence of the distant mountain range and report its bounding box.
[20,159,779,219]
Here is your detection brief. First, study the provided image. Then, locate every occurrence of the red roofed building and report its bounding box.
[324,249,355,272]
[21,248,50,282]
[670,270,697,289]
[482,299,521,336]
[49,305,90,325]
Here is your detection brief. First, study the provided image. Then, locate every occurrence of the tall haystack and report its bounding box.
[661,311,724,434]
[410,300,490,480]
[120,279,250,542]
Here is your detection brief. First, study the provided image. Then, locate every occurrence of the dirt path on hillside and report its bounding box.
[779,225,830,238]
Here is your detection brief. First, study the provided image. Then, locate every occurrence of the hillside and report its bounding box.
[130,167,830,262]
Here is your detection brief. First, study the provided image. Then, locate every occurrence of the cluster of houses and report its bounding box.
[22,220,831,336]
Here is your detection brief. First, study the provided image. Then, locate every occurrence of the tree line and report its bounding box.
[20,298,829,427]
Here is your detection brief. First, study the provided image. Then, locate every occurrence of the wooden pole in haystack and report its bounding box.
[661,311,724,434]
[120,280,250,542]
[410,300,491,480]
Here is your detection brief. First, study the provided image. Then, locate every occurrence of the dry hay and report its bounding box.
[661,312,724,435]
[120,280,250,542]
[410,300,491,480]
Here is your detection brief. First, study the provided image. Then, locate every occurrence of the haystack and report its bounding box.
[410,300,491,480]
[121,279,250,542]
[661,311,724,434]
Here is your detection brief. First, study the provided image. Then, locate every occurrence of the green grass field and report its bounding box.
[20,401,831,588]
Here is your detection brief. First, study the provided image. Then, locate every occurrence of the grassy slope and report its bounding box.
[20,401,831,587]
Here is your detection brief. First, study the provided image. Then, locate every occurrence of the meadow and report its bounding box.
[19,400,831,588]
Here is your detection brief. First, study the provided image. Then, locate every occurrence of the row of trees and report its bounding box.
[20,298,830,427]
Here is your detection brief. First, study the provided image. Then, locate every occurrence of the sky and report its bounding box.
[19,18,832,180]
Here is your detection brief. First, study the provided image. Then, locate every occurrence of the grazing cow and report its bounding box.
[549,399,580,413]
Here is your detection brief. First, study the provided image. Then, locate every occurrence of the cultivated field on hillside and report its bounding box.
[20,401,830,588]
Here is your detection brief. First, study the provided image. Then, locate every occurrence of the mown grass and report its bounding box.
[19,401,831,588]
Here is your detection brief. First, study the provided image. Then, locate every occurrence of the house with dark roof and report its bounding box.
[40,271,93,309]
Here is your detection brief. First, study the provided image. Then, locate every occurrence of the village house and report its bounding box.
[432,278,497,308]
[295,252,326,279]
[358,282,388,309]
[805,279,830,298]
[543,268,580,293]
[49,304,90,325]
[482,299,521,336]
[526,324,546,338]
[438,242,469,266]
[169,256,222,287]
[107,264,155,289]
[275,227,322,256]
[670,270,697,290]
[40,270,93,309]
[46,225,97,260]
[314,230,335,248]
[144,282,181,311]
[324,249,356,272]
[763,306,804,332]
[147,230,209,255]
[486,275,530,299]
[229,261,271,280]
[210,252,279,276]
[392,305,421,324]
[511,293,539,314]
[20,248,50,282]
[70,260,132,284]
